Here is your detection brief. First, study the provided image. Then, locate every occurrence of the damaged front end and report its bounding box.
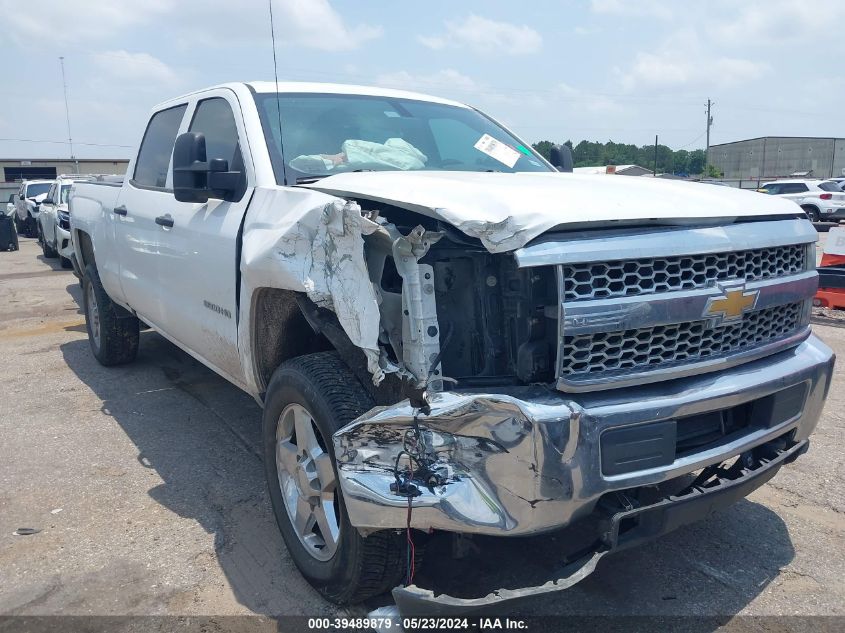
[241,185,832,613]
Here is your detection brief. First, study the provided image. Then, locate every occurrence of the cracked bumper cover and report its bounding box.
[333,335,834,537]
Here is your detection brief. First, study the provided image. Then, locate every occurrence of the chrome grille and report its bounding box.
[560,302,804,380]
[562,244,806,302]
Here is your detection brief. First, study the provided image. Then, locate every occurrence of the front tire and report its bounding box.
[263,352,407,604]
[82,263,140,366]
[40,225,57,258]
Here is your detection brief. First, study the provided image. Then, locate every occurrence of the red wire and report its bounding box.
[406,498,415,584]
[406,456,416,585]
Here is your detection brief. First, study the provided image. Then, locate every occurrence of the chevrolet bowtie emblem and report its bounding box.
[704,285,759,323]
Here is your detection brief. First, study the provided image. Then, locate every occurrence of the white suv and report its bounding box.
[14,179,53,236]
[758,179,845,222]
[37,175,92,268]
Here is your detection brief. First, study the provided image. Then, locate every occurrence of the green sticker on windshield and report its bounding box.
[516,144,532,156]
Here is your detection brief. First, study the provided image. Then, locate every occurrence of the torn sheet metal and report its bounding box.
[392,226,442,385]
[239,186,388,385]
[332,389,583,536]
[390,550,606,617]
[303,170,802,253]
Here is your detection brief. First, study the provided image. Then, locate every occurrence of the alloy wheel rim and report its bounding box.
[87,283,101,351]
[275,403,340,562]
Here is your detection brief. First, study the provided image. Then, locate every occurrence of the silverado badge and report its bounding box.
[703,284,759,324]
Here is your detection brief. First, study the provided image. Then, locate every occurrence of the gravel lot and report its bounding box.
[0,235,843,624]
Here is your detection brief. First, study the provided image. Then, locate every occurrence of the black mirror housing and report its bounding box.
[173,132,243,203]
[549,144,574,172]
[173,132,210,203]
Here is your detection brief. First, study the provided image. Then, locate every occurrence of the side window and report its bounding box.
[133,104,188,189]
[763,184,781,194]
[48,183,57,202]
[189,98,244,173]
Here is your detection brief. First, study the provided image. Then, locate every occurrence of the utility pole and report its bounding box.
[59,56,78,174]
[705,99,714,174]
[653,135,658,176]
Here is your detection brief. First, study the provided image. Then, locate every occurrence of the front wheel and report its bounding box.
[82,263,140,366]
[263,352,407,604]
[40,225,57,258]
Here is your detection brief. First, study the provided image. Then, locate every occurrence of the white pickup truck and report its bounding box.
[70,82,833,613]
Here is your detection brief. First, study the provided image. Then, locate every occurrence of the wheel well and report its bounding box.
[76,231,95,270]
[801,204,819,212]
[251,288,332,392]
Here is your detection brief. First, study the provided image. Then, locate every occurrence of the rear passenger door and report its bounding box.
[781,183,809,203]
[116,103,188,329]
[154,91,253,385]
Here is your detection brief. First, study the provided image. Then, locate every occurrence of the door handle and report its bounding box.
[113,205,128,216]
[155,214,174,228]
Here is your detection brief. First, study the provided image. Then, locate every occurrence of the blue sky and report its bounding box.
[2,0,842,159]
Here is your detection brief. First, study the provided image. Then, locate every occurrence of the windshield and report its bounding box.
[819,182,841,192]
[253,93,552,184]
[25,183,51,197]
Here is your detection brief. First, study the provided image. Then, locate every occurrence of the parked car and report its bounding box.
[757,179,845,221]
[37,175,91,268]
[14,179,53,237]
[69,82,833,613]
[824,177,845,192]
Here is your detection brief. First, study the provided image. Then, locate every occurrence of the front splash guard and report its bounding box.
[384,438,806,617]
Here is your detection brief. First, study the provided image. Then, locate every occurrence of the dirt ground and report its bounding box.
[0,235,843,624]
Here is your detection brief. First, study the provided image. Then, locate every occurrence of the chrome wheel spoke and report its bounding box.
[313,501,339,556]
[276,439,299,475]
[314,453,335,492]
[293,407,319,454]
[293,495,315,536]
[275,403,341,562]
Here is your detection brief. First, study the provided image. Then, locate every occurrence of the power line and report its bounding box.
[0,137,133,148]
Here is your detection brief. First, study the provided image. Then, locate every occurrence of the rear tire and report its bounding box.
[263,352,407,604]
[82,263,139,366]
[802,205,821,223]
[60,256,73,269]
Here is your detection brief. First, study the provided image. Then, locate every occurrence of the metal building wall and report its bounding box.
[711,137,845,182]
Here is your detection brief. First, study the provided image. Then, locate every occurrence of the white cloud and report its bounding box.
[710,0,845,44]
[375,69,480,95]
[589,0,675,20]
[271,0,382,51]
[0,0,170,45]
[419,15,542,55]
[92,51,179,86]
[621,50,766,90]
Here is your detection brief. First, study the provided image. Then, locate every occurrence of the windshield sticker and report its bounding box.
[474,134,520,168]
[516,144,533,156]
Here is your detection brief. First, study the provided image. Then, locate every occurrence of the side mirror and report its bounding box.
[549,144,574,172]
[43,198,54,205]
[173,132,242,203]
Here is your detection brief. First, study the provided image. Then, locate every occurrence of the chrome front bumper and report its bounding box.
[334,334,834,536]
[57,225,73,259]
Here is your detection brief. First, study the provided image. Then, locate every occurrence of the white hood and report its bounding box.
[305,171,801,252]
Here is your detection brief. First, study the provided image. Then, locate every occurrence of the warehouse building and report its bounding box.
[1,157,129,199]
[710,136,845,184]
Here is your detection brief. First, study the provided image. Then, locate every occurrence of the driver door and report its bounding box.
[154,90,254,385]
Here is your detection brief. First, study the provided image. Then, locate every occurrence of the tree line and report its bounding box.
[532,140,711,176]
